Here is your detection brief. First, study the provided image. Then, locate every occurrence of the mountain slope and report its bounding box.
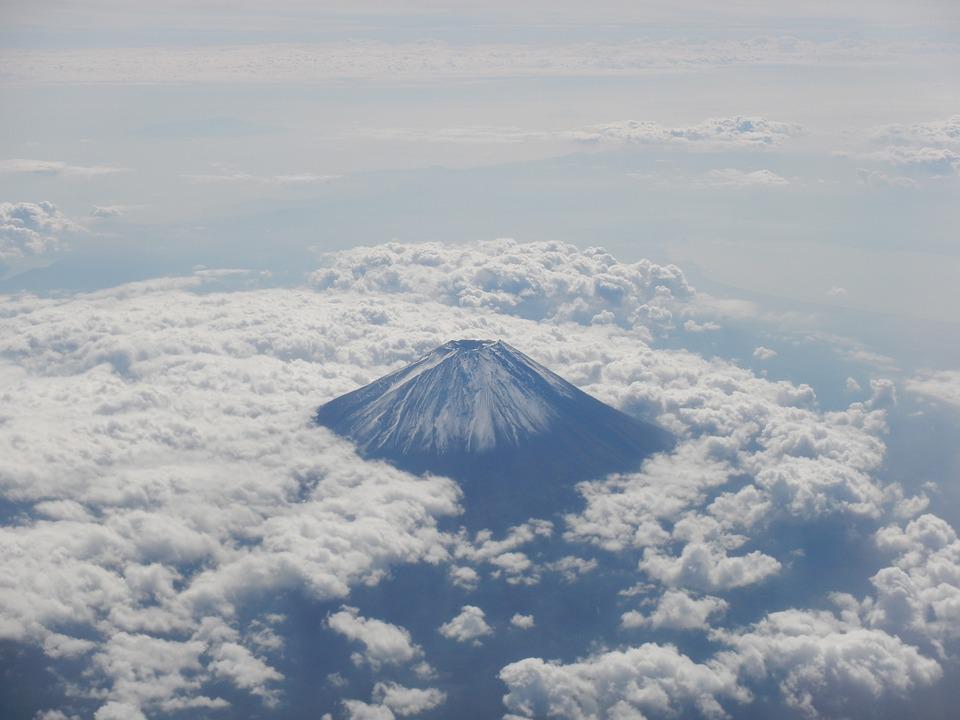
[315,340,671,525]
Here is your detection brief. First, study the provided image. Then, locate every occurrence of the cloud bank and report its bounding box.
[0,240,955,718]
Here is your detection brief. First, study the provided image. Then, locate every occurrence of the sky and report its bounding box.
[1,2,960,719]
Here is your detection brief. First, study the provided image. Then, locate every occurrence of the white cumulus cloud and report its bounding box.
[868,116,960,148]
[500,644,747,720]
[863,146,960,176]
[311,239,695,337]
[327,607,424,669]
[0,200,80,261]
[865,514,960,643]
[622,589,729,631]
[372,682,446,716]
[510,613,535,630]
[714,608,943,718]
[438,605,492,644]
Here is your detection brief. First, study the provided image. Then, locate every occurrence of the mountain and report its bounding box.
[315,340,671,526]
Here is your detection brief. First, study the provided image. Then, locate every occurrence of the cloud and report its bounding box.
[574,116,800,148]
[563,367,890,581]
[862,146,960,176]
[457,522,554,566]
[640,541,781,592]
[683,319,721,332]
[340,682,447,720]
[753,345,778,360]
[855,116,960,182]
[89,632,230,713]
[438,606,492,644]
[510,613,535,629]
[448,565,480,590]
[342,700,396,720]
[500,644,746,720]
[807,331,900,372]
[371,682,446,716]
[866,514,960,643]
[0,200,80,261]
[182,171,339,185]
[505,579,947,720]
[503,603,945,720]
[311,239,695,337]
[93,702,147,720]
[451,520,555,585]
[2,38,939,85]
[856,168,918,188]
[714,608,943,718]
[90,205,128,218]
[207,641,283,703]
[630,167,793,192]
[0,158,130,177]
[622,589,728,631]
[356,125,559,144]
[545,555,597,582]
[868,116,960,148]
[903,369,960,410]
[327,607,424,669]
[0,279,466,715]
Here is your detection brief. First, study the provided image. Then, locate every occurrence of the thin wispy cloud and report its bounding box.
[1,37,950,86]
[182,171,340,185]
[356,116,801,149]
[0,158,131,177]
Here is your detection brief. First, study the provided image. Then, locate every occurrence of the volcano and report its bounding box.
[315,340,671,526]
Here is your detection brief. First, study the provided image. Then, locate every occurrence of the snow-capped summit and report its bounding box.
[320,339,575,455]
[315,339,671,525]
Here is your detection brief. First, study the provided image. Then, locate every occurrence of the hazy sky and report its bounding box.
[2,0,958,328]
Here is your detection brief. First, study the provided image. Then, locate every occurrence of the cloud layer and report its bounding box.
[0,240,955,718]
[311,239,694,338]
[1,37,946,85]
